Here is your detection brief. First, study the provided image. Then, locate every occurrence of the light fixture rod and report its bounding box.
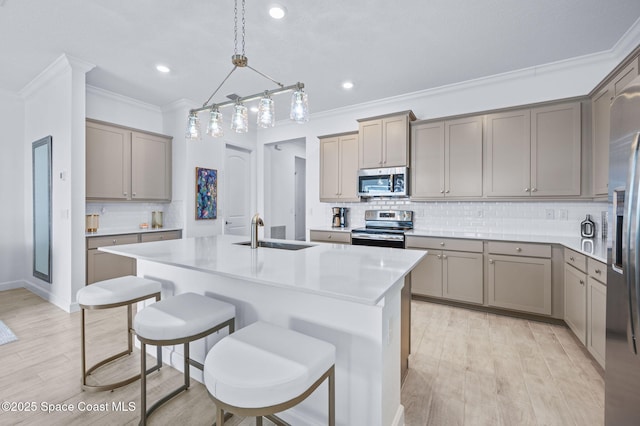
[202,66,238,108]
[191,82,304,114]
[247,65,284,88]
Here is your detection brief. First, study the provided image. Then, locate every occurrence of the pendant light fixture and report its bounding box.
[186,0,308,139]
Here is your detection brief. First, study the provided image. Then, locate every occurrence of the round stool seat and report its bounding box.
[204,321,336,409]
[134,292,235,342]
[77,276,162,307]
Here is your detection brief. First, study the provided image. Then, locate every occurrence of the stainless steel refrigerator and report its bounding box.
[606,75,640,425]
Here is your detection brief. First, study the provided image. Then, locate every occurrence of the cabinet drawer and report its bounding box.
[405,236,482,252]
[309,230,351,244]
[587,257,607,284]
[87,234,139,249]
[565,248,587,272]
[141,230,182,243]
[488,241,551,258]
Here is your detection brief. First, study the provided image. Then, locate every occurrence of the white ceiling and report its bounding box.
[1,0,640,117]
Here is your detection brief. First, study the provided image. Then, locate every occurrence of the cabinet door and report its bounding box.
[86,121,131,200]
[319,137,340,201]
[531,103,581,196]
[86,249,136,285]
[587,276,606,368]
[488,254,551,315]
[359,119,383,168]
[564,264,587,344]
[485,110,531,196]
[339,134,360,201]
[446,116,483,197]
[131,132,172,201]
[140,230,182,243]
[383,115,409,167]
[613,58,639,97]
[411,122,445,198]
[410,250,442,298]
[592,85,612,196]
[443,251,483,304]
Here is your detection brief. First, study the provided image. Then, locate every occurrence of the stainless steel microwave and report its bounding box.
[357,167,408,197]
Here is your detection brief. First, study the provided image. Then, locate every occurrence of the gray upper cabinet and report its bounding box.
[411,116,483,198]
[485,102,581,197]
[485,109,531,197]
[592,56,639,196]
[86,119,172,202]
[530,102,581,196]
[358,111,415,169]
[319,132,359,202]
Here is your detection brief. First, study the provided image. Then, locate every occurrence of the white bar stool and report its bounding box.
[134,292,235,425]
[204,321,336,426]
[77,275,162,392]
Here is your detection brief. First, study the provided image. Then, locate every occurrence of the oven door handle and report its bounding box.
[351,233,405,242]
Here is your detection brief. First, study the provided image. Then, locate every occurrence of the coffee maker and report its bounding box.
[332,207,349,228]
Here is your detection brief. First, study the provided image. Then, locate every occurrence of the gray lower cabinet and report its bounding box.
[564,263,587,344]
[309,230,351,244]
[407,237,483,304]
[487,243,552,315]
[86,230,182,284]
[587,274,607,368]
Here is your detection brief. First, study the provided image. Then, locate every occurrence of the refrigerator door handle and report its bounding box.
[623,132,640,355]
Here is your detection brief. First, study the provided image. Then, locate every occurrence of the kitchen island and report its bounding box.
[101,234,426,426]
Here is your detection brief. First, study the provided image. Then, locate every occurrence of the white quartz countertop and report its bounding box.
[100,235,426,305]
[86,227,182,238]
[406,229,608,263]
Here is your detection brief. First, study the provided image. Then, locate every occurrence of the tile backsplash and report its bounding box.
[86,201,183,230]
[323,200,609,238]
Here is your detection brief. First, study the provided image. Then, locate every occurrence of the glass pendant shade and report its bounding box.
[231,103,249,133]
[207,109,224,137]
[257,95,275,128]
[290,90,309,123]
[186,112,201,140]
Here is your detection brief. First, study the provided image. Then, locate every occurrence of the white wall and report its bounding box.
[0,90,25,288]
[255,40,640,236]
[21,54,93,311]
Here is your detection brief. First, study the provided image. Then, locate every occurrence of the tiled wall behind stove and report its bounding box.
[324,200,609,238]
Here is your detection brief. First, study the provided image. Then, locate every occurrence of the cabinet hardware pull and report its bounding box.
[439,242,445,246]
[580,280,585,285]
[442,255,447,259]
[489,259,494,264]
[524,188,530,192]
[445,189,450,193]
[532,188,537,192]
[328,235,332,239]
[440,189,444,194]
[132,192,136,196]
[123,192,128,196]
[437,255,441,259]
[112,239,117,244]
[595,269,601,274]
[570,256,575,261]
[516,247,522,252]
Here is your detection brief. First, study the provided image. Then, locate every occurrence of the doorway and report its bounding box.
[264,138,306,241]
[224,144,252,236]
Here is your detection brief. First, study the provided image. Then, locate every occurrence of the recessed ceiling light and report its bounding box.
[342,81,354,90]
[269,5,287,19]
[156,64,171,73]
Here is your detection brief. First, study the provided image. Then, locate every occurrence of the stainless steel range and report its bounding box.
[351,210,413,249]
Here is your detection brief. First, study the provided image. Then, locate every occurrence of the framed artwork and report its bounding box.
[195,167,217,220]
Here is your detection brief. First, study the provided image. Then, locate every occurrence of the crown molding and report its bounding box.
[19,53,94,99]
[161,98,198,114]
[86,85,162,113]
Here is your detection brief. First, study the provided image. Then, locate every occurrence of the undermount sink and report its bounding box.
[234,241,315,251]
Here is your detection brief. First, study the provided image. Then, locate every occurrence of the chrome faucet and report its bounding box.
[250,213,264,248]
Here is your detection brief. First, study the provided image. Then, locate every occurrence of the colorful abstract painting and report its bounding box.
[195,167,217,220]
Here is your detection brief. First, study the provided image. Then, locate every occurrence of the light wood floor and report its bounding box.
[404,299,605,426]
[0,288,604,425]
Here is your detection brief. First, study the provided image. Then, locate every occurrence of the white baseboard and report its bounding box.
[0,280,25,291]
[392,404,405,426]
[0,280,74,313]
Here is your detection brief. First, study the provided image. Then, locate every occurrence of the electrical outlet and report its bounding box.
[559,209,568,220]
[545,209,554,220]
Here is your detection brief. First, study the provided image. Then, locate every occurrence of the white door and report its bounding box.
[294,156,306,241]
[224,145,252,236]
